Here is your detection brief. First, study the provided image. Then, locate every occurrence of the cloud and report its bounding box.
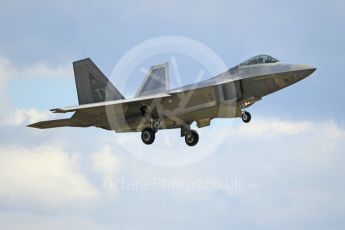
[0,56,102,212]
[0,212,113,230]
[115,0,246,25]
[13,61,72,80]
[0,145,99,209]
[106,118,336,167]
[212,119,345,225]
[92,145,121,177]
[1,108,51,126]
[0,56,72,126]
[100,117,345,227]
[0,56,15,93]
[0,56,71,84]
[235,118,312,136]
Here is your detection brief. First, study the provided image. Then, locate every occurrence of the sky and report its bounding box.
[0,0,345,229]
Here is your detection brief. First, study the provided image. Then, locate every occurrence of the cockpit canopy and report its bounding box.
[240,55,280,66]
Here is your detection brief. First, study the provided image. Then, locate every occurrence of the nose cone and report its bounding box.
[300,64,317,73]
[293,64,317,79]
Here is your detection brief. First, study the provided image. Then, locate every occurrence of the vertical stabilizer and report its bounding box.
[135,63,169,97]
[73,58,125,104]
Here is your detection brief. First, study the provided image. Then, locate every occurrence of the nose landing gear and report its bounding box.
[239,104,252,123]
[241,111,251,123]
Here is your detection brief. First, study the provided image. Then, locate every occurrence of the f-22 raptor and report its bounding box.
[29,55,316,146]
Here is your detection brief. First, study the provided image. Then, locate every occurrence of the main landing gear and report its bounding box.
[181,125,199,147]
[141,119,160,145]
[141,127,155,145]
[184,129,199,146]
[141,121,200,147]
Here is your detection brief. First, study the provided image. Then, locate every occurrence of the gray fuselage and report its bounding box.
[119,58,316,132]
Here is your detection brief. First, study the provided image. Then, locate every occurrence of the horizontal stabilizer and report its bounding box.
[28,119,80,129]
[135,63,169,97]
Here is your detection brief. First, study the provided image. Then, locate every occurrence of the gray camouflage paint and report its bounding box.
[28,55,316,133]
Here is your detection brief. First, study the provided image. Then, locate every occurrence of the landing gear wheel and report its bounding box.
[141,128,155,145]
[185,129,199,146]
[242,111,251,123]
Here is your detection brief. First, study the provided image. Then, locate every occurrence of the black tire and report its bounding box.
[185,129,199,146]
[141,128,155,145]
[242,111,251,123]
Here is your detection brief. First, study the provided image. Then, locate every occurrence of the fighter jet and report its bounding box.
[28,55,316,146]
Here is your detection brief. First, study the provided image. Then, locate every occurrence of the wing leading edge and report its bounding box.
[51,93,171,113]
